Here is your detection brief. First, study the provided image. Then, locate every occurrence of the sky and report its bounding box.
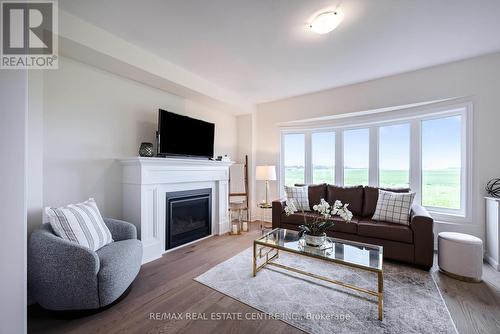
[312,132,335,166]
[379,123,409,170]
[422,116,461,170]
[344,128,369,169]
[284,115,461,170]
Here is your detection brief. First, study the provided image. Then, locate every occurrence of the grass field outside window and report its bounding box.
[284,168,460,209]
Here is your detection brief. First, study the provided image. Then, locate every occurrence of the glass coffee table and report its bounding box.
[253,228,384,320]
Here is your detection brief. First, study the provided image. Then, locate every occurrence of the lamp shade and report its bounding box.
[256,165,276,181]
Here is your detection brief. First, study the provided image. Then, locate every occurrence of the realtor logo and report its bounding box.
[1,0,58,69]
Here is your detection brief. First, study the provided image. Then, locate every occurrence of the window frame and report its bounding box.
[279,101,473,224]
[418,111,471,222]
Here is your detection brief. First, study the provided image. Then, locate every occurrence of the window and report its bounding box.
[280,103,470,222]
[379,124,410,188]
[312,132,335,184]
[422,116,462,209]
[283,133,305,186]
[343,129,369,186]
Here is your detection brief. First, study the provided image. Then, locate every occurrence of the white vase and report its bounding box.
[304,233,327,247]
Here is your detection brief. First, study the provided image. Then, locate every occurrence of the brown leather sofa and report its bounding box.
[272,184,434,270]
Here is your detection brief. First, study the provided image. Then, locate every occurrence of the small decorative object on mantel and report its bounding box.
[213,155,231,162]
[486,178,500,198]
[139,142,154,157]
[284,198,352,247]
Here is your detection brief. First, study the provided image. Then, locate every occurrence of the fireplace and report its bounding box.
[165,188,212,250]
[121,157,231,263]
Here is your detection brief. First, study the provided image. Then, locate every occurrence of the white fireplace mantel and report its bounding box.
[120,157,233,263]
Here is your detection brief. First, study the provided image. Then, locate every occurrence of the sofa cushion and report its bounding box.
[296,183,327,210]
[96,239,142,307]
[280,212,358,234]
[280,211,321,225]
[362,186,411,217]
[358,219,413,243]
[327,185,364,216]
[329,216,358,234]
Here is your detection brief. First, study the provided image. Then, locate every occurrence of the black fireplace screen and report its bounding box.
[165,188,211,250]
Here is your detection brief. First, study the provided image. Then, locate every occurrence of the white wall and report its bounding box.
[0,71,28,333]
[58,9,253,114]
[253,51,500,241]
[236,114,252,164]
[236,113,255,214]
[40,56,238,221]
[27,72,44,235]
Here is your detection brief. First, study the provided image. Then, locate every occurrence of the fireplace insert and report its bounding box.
[165,188,212,250]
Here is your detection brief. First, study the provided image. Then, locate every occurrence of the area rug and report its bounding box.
[195,248,457,334]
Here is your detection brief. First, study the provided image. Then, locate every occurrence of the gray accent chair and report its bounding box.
[28,218,142,311]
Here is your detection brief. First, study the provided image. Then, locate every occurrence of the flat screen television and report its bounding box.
[157,109,215,158]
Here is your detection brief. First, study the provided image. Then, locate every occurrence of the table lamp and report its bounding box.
[256,165,277,208]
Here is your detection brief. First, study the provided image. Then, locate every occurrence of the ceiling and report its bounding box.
[60,0,500,104]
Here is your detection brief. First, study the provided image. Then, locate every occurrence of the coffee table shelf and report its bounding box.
[253,228,384,320]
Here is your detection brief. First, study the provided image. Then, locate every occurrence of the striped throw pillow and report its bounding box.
[45,198,113,251]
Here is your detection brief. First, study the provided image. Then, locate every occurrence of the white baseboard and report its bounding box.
[486,255,500,271]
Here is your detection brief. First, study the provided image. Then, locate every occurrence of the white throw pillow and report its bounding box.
[372,190,415,225]
[284,185,310,211]
[45,198,113,251]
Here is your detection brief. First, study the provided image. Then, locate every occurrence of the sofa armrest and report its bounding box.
[103,218,137,241]
[28,224,100,310]
[272,199,286,229]
[410,204,434,269]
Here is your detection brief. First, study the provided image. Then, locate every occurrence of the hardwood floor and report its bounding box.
[28,222,500,334]
[28,222,302,334]
[431,256,500,333]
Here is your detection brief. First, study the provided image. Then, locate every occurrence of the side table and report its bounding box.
[257,203,273,234]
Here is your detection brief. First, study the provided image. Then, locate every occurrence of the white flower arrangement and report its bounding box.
[310,198,353,222]
[284,198,353,237]
[284,199,298,216]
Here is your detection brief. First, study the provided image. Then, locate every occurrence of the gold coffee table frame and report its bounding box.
[253,228,384,321]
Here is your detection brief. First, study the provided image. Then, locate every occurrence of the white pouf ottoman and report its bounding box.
[438,232,483,282]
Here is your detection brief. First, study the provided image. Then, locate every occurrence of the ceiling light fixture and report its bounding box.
[309,10,343,34]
